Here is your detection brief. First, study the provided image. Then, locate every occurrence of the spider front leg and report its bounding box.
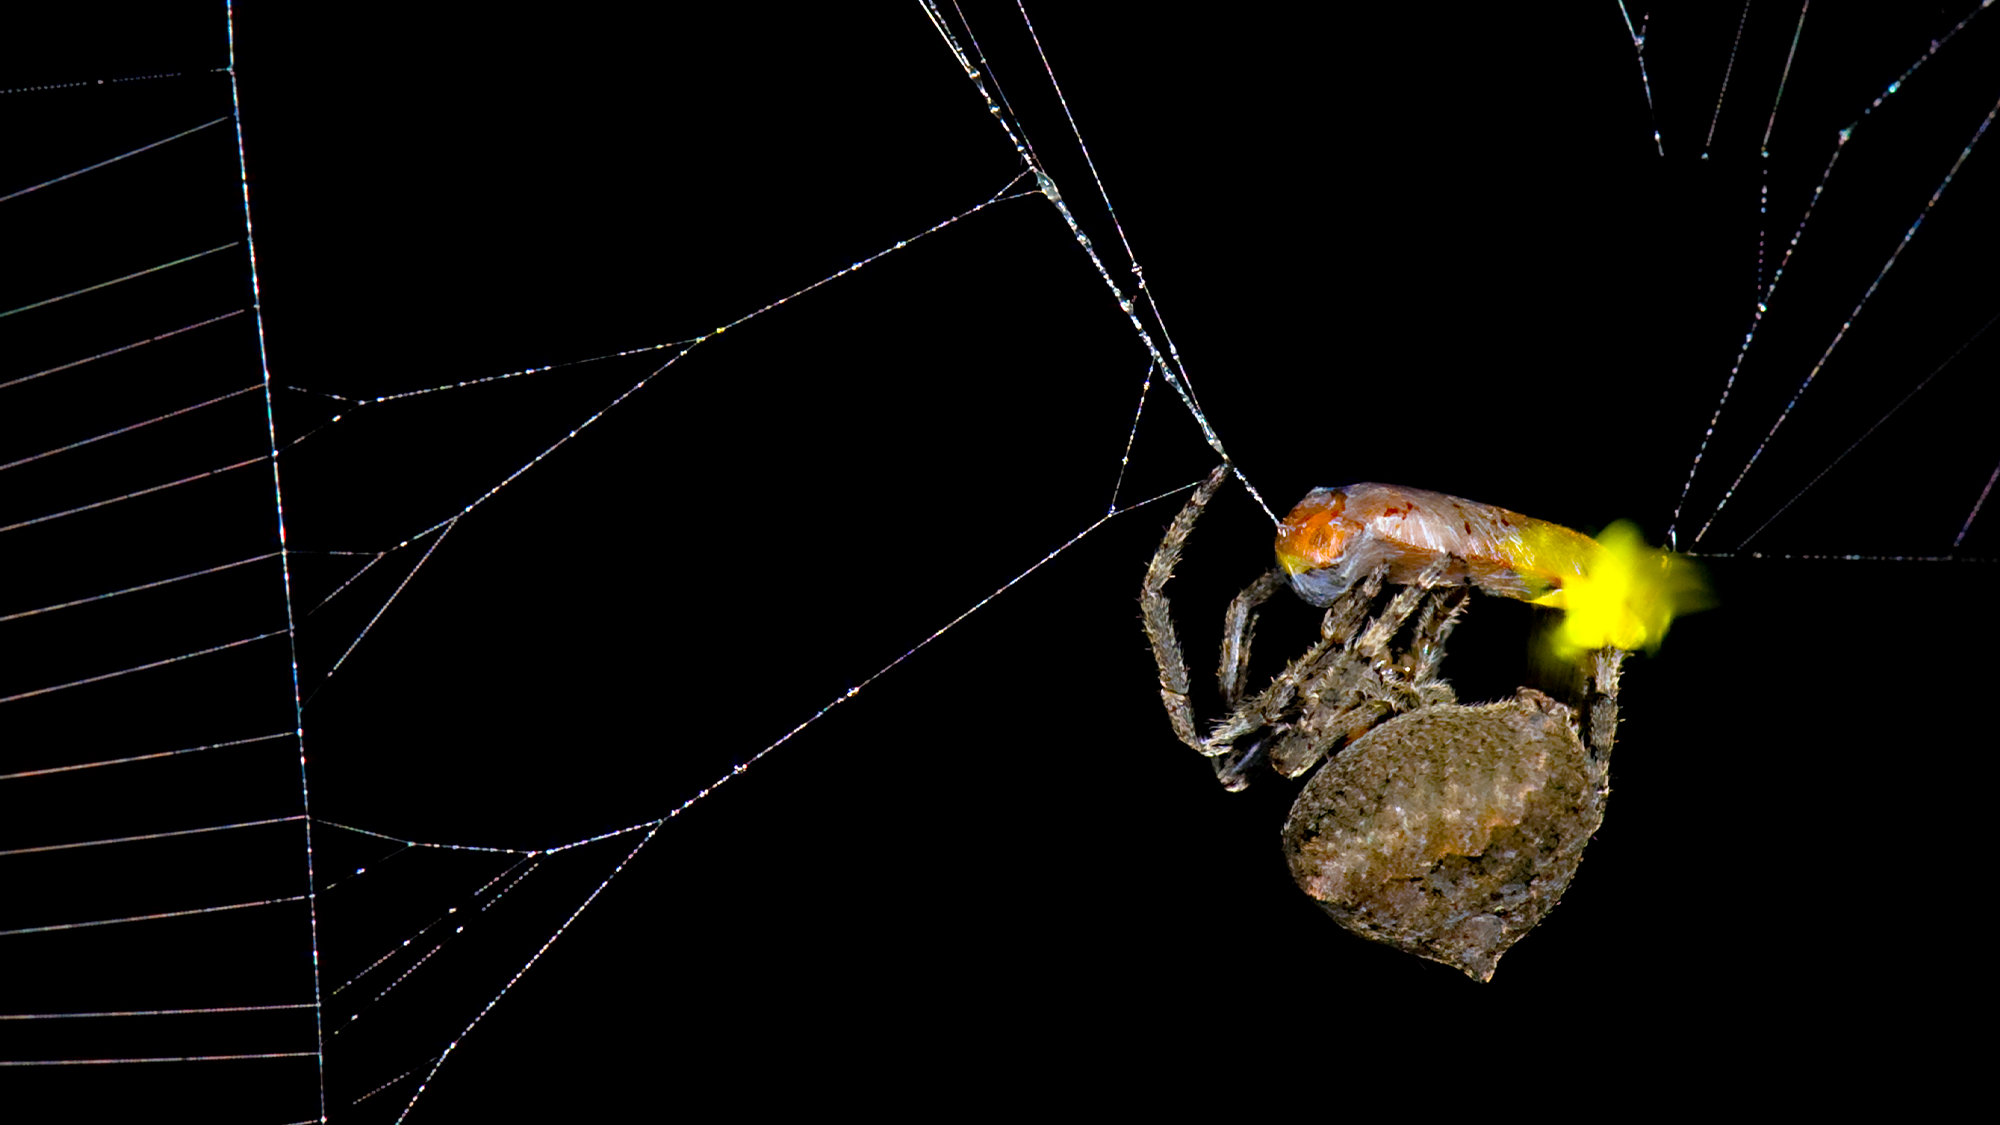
[1141,462,1347,790]
[1140,463,1235,758]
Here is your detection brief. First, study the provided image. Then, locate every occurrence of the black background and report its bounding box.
[4,4,1994,1118]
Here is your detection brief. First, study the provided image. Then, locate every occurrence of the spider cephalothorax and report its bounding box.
[1141,464,1631,980]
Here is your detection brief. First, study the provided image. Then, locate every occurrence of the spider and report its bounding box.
[1141,463,1635,981]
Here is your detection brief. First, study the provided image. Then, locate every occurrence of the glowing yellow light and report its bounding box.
[1535,520,1711,659]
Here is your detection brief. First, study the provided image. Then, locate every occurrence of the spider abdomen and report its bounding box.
[1280,689,1607,982]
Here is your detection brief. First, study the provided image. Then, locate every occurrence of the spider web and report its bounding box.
[3,4,1993,1118]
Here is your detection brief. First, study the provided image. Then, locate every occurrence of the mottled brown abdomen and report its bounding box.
[1281,689,1608,981]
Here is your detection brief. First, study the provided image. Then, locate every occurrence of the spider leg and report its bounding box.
[1353,555,1454,659]
[1268,679,1398,779]
[1140,463,1234,756]
[1318,571,1379,647]
[1219,567,1287,710]
[1209,566,1389,788]
[1585,645,1625,762]
[1395,584,1470,696]
[1264,559,1462,779]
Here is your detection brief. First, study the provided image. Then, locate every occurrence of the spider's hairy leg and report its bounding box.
[1586,646,1625,762]
[1206,567,1388,790]
[1219,568,1288,710]
[1399,585,1471,688]
[1354,556,1454,661]
[1203,567,1288,791]
[1217,566,1393,786]
[1264,561,1462,780]
[1317,568,1381,647]
[1141,463,1235,756]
